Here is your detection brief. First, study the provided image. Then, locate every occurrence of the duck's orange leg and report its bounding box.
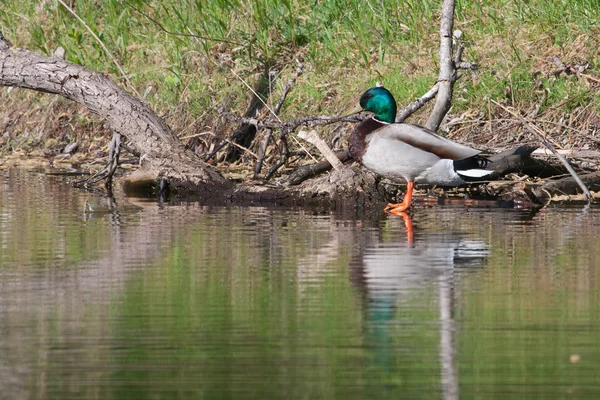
[384,181,414,215]
[397,211,414,244]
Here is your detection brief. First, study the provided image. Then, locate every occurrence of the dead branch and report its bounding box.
[219,109,362,131]
[426,0,457,131]
[264,138,292,180]
[254,129,274,177]
[492,100,592,201]
[298,130,344,170]
[274,60,303,115]
[396,84,440,123]
[75,132,122,189]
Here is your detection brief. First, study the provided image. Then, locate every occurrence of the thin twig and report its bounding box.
[208,132,258,159]
[74,132,121,188]
[265,157,287,180]
[274,60,303,115]
[179,131,213,140]
[492,99,592,201]
[219,109,363,131]
[286,149,351,185]
[105,132,121,189]
[579,73,600,84]
[539,89,592,116]
[56,0,141,98]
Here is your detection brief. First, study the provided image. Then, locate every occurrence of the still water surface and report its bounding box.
[2,168,600,399]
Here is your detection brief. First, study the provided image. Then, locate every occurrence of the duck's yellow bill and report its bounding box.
[346,102,363,115]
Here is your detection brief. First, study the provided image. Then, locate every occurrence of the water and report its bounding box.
[2,168,600,399]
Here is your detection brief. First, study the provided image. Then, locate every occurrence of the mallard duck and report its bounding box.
[349,86,493,215]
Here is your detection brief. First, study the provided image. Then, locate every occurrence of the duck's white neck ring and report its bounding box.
[373,117,391,125]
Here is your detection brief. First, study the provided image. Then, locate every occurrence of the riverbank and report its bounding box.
[1,0,599,204]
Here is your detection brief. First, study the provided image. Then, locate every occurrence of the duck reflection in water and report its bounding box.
[350,213,490,399]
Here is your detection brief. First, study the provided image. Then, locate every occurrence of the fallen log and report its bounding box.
[0,32,226,190]
[532,171,600,204]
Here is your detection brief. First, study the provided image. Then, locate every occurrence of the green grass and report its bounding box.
[0,0,599,144]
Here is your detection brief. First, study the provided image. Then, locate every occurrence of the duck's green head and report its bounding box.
[359,87,397,123]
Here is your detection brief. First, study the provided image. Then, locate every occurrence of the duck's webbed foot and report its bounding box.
[384,202,410,215]
[384,181,414,215]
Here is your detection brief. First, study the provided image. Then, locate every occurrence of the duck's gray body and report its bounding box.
[349,118,490,186]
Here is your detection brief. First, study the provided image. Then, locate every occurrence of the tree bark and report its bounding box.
[0,34,225,188]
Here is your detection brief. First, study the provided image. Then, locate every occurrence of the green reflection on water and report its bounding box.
[3,169,600,399]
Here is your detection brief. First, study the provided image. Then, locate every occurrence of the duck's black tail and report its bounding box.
[454,145,538,181]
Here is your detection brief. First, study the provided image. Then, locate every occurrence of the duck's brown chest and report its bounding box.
[349,118,384,162]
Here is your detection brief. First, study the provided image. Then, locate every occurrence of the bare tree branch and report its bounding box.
[426,0,457,131]
[219,109,362,131]
[274,60,303,115]
[396,84,440,123]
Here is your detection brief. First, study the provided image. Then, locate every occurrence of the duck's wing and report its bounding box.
[375,123,480,160]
